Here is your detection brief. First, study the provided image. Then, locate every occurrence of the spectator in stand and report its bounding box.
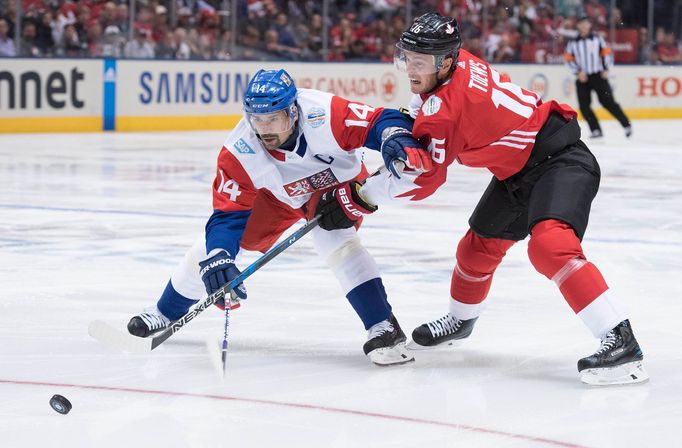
[0,18,15,56]
[198,9,220,49]
[152,5,170,44]
[463,35,484,59]
[638,27,655,65]
[58,23,85,57]
[303,13,323,57]
[271,12,298,49]
[583,0,607,33]
[35,11,55,56]
[264,28,300,59]
[19,20,41,56]
[215,28,232,60]
[361,17,385,59]
[98,2,117,30]
[74,4,91,45]
[114,3,129,35]
[186,28,202,59]
[379,41,393,62]
[86,20,103,57]
[653,29,682,65]
[154,30,175,59]
[173,27,192,60]
[124,27,154,59]
[176,7,193,31]
[197,33,214,59]
[1,2,17,41]
[329,15,354,60]
[492,34,518,62]
[235,25,263,60]
[458,10,482,42]
[100,25,123,57]
[133,4,154,37]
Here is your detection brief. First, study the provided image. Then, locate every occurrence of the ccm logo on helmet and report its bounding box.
[338,186,363,217]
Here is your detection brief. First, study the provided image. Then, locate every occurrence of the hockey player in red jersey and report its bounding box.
[126,69,432,366]
[315,12,648,385]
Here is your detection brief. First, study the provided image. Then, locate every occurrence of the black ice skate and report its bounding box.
[127,306,173,338]
[408,313,478,350]
[363,314,414,366]
[578,319,649,386]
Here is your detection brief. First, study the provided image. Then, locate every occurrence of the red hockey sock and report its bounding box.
[450,230,515,304]
[527,219,608,313]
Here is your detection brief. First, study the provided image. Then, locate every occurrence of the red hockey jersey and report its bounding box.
[405,50,576,201]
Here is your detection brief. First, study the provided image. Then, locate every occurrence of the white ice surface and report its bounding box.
[0,120,681,448]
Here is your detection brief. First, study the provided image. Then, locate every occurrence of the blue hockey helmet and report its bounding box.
[243,69,298,134]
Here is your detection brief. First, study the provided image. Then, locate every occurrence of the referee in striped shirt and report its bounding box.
[565,16,632,138]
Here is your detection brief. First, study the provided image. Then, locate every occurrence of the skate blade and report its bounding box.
[580,360,649,386]
[368,342,415,366]
[406,338,464,351]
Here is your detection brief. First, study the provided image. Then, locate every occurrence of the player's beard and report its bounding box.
[259,134,281,150]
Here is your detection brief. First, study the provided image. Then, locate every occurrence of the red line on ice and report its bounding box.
[1,379,589,448]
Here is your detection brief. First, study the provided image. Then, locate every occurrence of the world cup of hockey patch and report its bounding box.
[234,138,255,154]
[284,179,314,197]
[308,168,338,189]
[422,96,442,116]
[306,107,326,128]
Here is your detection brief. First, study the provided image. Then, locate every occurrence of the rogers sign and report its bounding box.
[296,72,398,102]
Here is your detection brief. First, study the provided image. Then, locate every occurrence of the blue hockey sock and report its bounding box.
[156,280,198,320]
[346,278,392,330]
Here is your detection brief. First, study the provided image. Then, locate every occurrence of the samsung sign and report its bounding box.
[138,71,251,105]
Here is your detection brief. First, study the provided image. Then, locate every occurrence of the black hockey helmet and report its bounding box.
[399,12,462,58]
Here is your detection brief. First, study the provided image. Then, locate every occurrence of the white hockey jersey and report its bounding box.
[212,88,419,214]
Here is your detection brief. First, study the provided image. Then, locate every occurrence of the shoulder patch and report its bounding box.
[421,95,442,116]
[306,107,326,128]
[234,138,255,154]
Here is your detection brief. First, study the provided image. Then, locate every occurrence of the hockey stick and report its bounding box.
[213,160,405,373]
[88,215,321,353]
[89,160,406,353]
[220,301,231,376]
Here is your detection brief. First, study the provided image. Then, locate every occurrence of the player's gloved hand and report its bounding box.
[199,250,247,309]
[316,181,378,231]
[381,129,432,179]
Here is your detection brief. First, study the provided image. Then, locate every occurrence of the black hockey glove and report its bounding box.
[381,129,432,178]
[199,250,247,308]
[315,181,378,231]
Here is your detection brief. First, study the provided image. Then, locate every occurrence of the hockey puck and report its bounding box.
[49,394,72,415]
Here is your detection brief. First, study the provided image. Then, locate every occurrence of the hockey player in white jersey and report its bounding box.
[127,68,431,365]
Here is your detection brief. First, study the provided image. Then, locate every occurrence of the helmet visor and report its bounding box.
[394,43,439,75]
[246,107,296,135]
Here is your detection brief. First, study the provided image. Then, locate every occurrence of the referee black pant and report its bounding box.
[576,74,630,132]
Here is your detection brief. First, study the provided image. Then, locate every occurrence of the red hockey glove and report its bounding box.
[381,129,433,178]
